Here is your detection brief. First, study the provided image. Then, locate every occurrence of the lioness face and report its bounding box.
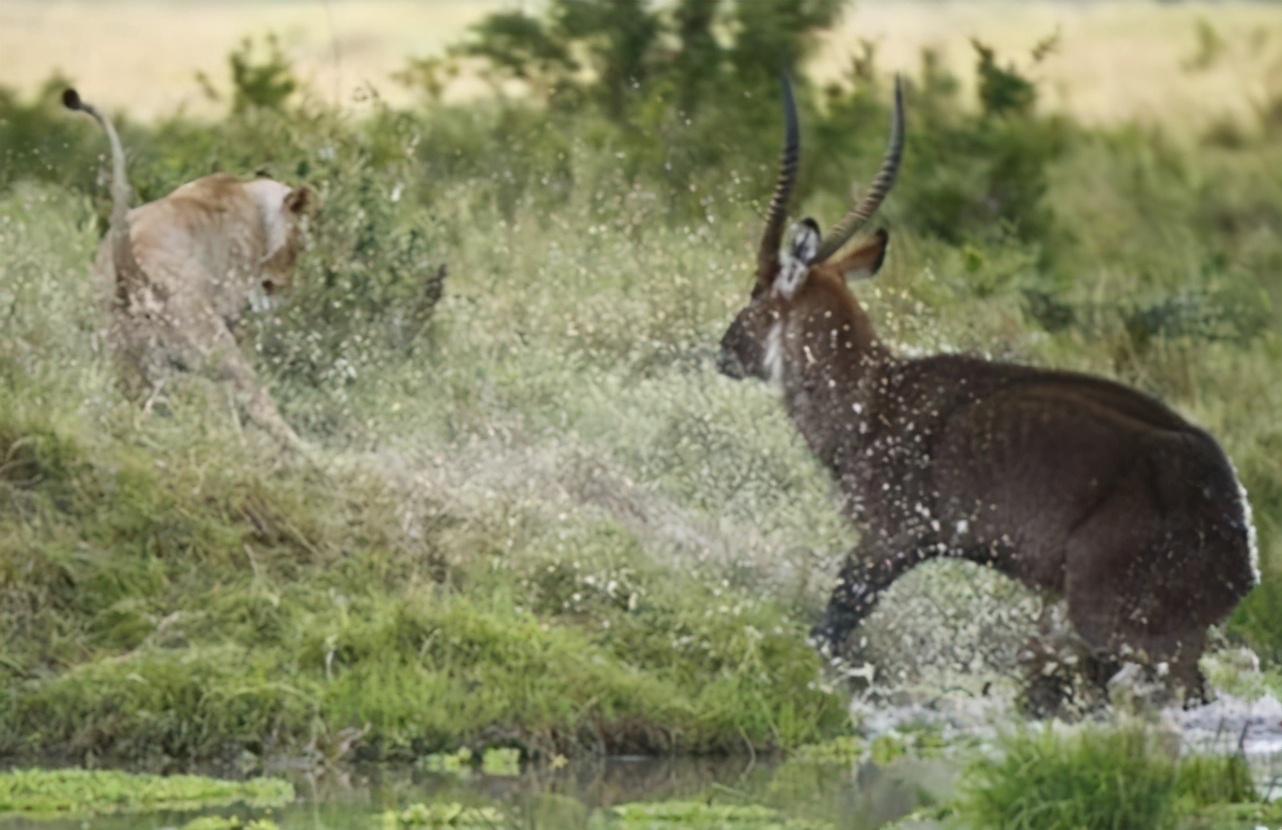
[248,180,315,293]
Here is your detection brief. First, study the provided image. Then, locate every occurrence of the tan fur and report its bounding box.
[67,89,313,446]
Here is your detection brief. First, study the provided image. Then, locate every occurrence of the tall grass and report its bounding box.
[956,727,1262,830]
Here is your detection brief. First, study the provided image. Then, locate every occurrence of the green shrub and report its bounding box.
[0,75,104,194]
[956,728,1261,830]
[228,34,298,115]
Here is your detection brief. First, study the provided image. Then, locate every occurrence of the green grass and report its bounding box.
[0,767,292,818]
[181,817,281,830]
[381,803,505,829]
[955,728,1263,830]
[606,801,829,830]
[0,380,846,761]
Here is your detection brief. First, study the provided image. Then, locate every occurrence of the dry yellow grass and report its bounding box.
[818,0,1282,131]
[0,0,505,119]
[1,0,1279,129]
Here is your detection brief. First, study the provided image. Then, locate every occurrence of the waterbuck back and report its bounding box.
[715,75,1258,704]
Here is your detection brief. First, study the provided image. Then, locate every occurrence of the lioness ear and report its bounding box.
[775,218,820,299]
[284,185,314,215]
[831,228,889,281]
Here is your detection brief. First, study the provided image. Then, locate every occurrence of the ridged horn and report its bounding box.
[756,74,800,284]
[813,74,905,264]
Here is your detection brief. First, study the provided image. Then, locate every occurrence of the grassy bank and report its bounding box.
[2,5,1281,769]
[0,232,848,763]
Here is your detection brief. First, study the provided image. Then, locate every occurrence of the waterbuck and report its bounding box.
[716,76,1258,704]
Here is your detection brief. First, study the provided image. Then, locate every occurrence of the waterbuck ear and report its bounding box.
[775,218,820,299]
[832,228,890,282]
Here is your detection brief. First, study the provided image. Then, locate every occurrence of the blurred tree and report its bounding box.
[229,34,298,114]
[441,0,846,119]
[726,0,845,92]
[391,54,459,105]
[555,0,660,116]
[0,73,102,195]
[463,10,574,97]
[972,38,1037,119]
[671,0,719,111]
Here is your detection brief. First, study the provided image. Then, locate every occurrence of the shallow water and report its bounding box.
[846,687,1282,802]
[1172,693,1282,801]
[0,752,956,830]
[4,689,1280,830]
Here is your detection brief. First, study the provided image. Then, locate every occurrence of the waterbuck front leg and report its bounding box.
[810,531,934,660]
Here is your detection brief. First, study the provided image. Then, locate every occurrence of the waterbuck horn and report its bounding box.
[756,74,801,285]
[813,74,905,264]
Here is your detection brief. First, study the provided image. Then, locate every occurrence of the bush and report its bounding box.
[228,34,298,114]
[0,75,105,195]
[957,728,1259,830]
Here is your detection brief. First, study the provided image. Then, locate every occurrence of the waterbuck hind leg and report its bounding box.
[1060,454,1231,711]
[1182,669,1211,709]
[1166,631,1212,709]
[810,535,932,660]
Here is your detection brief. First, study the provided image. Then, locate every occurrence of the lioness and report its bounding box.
[64,88,312,447]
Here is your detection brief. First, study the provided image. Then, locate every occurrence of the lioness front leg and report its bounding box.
[184,311,302,449]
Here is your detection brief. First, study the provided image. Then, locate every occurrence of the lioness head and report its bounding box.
[247,179,315,293]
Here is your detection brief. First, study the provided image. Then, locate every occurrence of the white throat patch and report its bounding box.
[775,254,808,300]
[763,320,784,387]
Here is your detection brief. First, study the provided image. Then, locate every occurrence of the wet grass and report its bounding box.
[180,818,281,830]
[0,768,293,818]
[954,727,1267,830]
[382,802,504,829]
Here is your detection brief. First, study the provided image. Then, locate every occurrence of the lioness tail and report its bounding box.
[64,88,143,304]
[63,89,132,224]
